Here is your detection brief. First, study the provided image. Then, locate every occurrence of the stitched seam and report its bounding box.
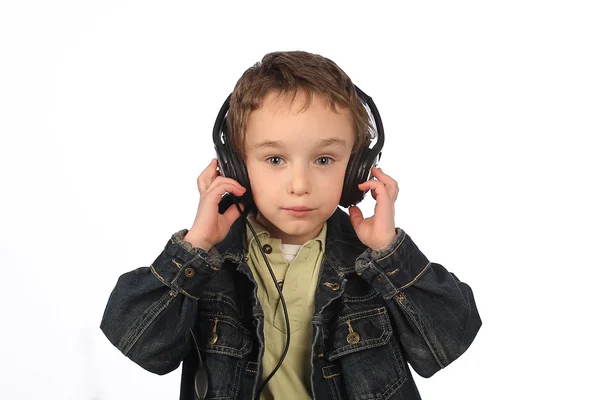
[197,312,251,334]
[380,377,405,400]
[246,361,258,373]
[181,253,205,269]
[231,358,244,399]
[395,294,444,368]
[198,293,242,316]
[330,333,392,359]
[177,288,199,300]
[375,231,406,262]
[199,343,251,358]
[122,291,175,356]
[173,236,212,260]
[399,262,432,290]
[322,254,344,277]
[150,264,168,285]
[334,307,386,327]
[330,314,392,358]
[325,369,339,400]
[344,290,379,303]
[176,246,221,272]
[169,264,200,300]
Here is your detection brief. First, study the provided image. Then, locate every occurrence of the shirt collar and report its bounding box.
[245,211,327,253]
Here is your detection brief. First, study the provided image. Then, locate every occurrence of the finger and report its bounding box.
[369,167,398,200]
[222,201,245,226]
[358,180,391,207]
[206,180,246,202]
[210,176,246,192]
[202,158,217,175]
[202,175,244,197]
[348,205,364,228]
[198,159,219,193]
[370,167,398,188]
[359,181,396,222]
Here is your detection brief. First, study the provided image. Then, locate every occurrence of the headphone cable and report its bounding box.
[233,199,291,400]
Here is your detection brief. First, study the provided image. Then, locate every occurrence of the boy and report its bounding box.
[100,51,481,400]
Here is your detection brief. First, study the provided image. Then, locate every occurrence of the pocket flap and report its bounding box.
[195,313,252,359]
[328,307,392,361]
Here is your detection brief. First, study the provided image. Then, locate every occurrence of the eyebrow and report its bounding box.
[250,137,348,150]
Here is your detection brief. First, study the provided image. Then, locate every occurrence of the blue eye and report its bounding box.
[317,157,333,166]
[267,156,282,165]
[265,156,333,166]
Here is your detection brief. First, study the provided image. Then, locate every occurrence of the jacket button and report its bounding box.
[347,332,360,344]
[208,333,218,345]
[184,267,195,278]
[262,244,272,254]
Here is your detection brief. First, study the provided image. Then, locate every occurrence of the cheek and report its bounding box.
[325,169,347,189]
[245,163,263,188]
[246,168,274,201]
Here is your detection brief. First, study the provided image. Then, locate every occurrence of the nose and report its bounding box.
[288,165,311,195]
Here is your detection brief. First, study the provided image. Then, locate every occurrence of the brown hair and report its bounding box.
[226,51,374,159]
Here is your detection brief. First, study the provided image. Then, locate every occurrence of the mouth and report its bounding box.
[283,207,314,216]
[283,207,313,212]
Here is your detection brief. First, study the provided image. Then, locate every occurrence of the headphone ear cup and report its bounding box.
[225,142,251,191]
[215,123,254,209]
[340,145,371,208]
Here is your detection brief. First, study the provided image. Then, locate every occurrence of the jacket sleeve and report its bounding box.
[355,228,482,378]
[99,229,224,375]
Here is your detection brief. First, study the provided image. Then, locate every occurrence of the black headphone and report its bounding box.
[191,84,385,400]
[212,84,385,209]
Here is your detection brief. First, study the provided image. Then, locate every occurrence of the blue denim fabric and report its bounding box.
[100,198,481,399]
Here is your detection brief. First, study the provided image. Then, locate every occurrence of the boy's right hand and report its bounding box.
[185,158,246,251]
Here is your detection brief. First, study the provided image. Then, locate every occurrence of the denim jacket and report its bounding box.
[100,197,482,400]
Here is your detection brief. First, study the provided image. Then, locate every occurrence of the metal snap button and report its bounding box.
[347,331,360,344]
[184,267,195,278]
[208,333,218,345]
[262,244,272,254]
[345,320,360,344]
[208,319,219,344]
[277,280,284,290]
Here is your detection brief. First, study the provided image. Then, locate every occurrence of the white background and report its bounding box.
[1,1,598,399]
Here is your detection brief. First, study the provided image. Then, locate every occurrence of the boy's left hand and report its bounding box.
[349,167,399,251]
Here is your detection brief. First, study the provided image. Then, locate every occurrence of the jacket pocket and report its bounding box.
[195,312,252,358]
[194,313,253,399]
[326,307,407,400]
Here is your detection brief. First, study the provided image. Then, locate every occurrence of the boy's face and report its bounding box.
[243,90,355,245]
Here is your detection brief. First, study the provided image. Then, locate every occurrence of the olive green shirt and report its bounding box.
[245,212,327,400]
